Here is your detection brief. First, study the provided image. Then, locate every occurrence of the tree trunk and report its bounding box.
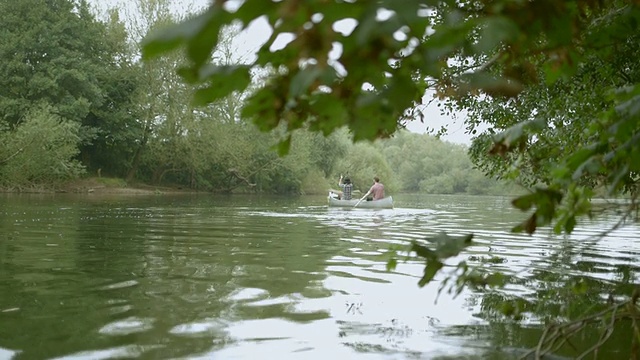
[125,146,143,182]
[151,166,164,184]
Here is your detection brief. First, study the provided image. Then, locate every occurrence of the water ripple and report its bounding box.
[98,317,155,336]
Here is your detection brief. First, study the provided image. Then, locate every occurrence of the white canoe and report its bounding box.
[327,192,393,209]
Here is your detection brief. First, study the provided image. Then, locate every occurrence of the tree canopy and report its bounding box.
[0,0,141,178]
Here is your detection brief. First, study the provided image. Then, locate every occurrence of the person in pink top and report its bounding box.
[362,176,385,201]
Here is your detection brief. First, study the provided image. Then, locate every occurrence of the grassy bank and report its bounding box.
[0,177,194,195]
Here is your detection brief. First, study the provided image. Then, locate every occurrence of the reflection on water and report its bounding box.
[0,194,639,359]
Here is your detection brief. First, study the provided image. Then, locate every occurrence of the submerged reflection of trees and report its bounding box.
[0,195,145,359]
[1,197,349,359]
[125,207,343,358]
[465,239,640,359]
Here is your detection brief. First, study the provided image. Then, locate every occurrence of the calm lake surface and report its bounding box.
[1,193,639,359]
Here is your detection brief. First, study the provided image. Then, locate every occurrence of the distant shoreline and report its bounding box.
[0,177,194,195]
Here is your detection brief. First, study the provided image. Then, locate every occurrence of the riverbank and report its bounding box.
[1,177,194,195]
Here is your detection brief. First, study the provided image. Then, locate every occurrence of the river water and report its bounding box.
[0,193,638,359]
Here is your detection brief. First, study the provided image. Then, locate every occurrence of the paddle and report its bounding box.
[354,195,367,208]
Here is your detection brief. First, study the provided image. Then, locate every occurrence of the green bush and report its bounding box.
[0,106,85,188]
[300,169,331,195]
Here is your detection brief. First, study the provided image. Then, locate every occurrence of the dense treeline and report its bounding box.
[0,0,507,195]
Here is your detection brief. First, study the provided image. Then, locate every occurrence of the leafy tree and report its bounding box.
[305,129,350,178]
[334,142,395,194]
[0,0,139,176]
[374,130,487,194]
[115,0,197,182]
[82,9,142,176]
[0,0,94,127]
[420,174,454,194]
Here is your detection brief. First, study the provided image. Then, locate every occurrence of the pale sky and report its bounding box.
[90,0,473,145]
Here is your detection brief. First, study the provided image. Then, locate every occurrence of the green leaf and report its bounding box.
[320,2,364,22]
[411,241,437,260]
[385,72,419,112]
[512,193,535,211]
[432,233,473,259]
[386,258,398,271]
[461,72,522,98]
[564,145,598,173]
[418,260,443,287]
[289,66,324,98]
[256,36,301,66]
[485,273,507,288]
[564,215,576,233]
[542,61,564,85]
[198,64,250,82]
[513,187,564,234]
[614,94,640,118]
[494,118,547,147]
[191,65,251,105]
[186,11,233,68]
[234,0,278,25]
[548,9,578,47]
[512,213,537,234]
[352,7,379,46]
[571,156,601,181]
[500,301,515,317]
[608,164,631,194]
[475,16,520,53]
[276,135,291,156]
[176,66,199,84]
[542,50,581,85]
[571,279,588,295]
[412,233,473,261]
[243,87,280,131]
[308,94,348,135]
[141,10,216,60]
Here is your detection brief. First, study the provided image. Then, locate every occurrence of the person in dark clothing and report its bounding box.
[338,175,353,200]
